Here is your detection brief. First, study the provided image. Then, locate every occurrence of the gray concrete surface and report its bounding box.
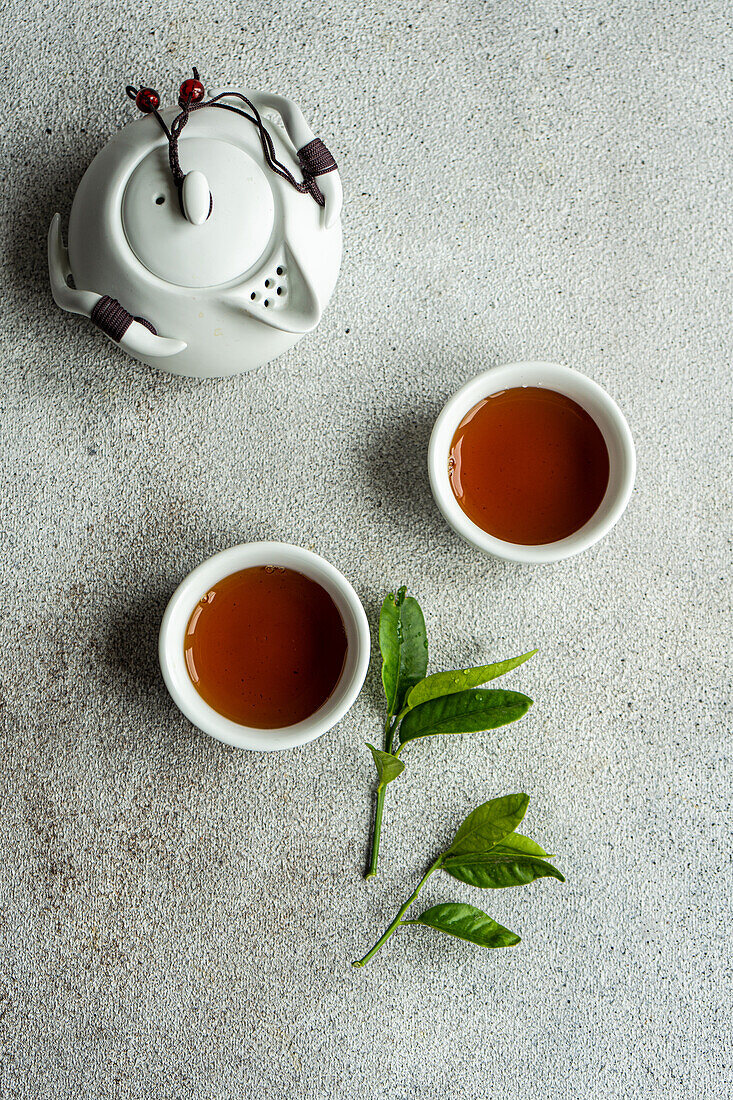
[1,1,731,1097]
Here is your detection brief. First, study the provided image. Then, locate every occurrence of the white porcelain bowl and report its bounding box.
[159,542,370,750]
[428,362,636,564]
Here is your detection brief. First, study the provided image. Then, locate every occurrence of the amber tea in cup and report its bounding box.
[448,387,610,545]
[184,566,348,728]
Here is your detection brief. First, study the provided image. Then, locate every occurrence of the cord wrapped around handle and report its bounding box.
[90,295,157,341]
[297,138,338,205]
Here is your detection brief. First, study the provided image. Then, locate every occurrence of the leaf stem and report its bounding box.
[365,785,386,879]
[353,856,443,967]
[384,714,397,755]
[365,715,399,879]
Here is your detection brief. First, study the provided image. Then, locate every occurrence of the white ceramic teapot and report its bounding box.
[48,70,343,378]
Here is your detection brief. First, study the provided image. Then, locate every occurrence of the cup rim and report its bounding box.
[428,361,636,563]
[158,541,371,750]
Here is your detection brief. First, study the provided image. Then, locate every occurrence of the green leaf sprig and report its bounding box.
[365,587,536,878]
[353,794,564,966]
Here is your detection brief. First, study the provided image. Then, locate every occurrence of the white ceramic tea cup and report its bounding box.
[428,362,636,564]
[158,542,370,750]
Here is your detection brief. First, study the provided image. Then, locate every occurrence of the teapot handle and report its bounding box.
[237,91,342,230]
[47,215,187,359]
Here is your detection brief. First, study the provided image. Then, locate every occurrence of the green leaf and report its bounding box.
[446,793,530,857]
[492,832,552,858]
[443,852,565,889]
[379,588,428,717]
[403,903,520,949]
[397,689,532,746]
[406,650,537,709]
[366,743,405,789]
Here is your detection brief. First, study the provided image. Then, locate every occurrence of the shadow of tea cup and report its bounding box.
[159,542,370,750]
[428,362,636,563]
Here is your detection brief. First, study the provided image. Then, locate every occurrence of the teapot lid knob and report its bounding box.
[181,170,212,225]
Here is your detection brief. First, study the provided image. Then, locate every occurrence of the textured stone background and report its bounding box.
[1,1,731,1097]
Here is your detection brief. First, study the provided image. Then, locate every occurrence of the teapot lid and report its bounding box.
[122,136,275,288]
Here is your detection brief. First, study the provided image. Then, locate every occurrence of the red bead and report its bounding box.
[135,87,160,113]
[179,78,204,107]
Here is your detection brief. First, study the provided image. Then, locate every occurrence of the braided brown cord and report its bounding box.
[90,296,157,341]
[297,138,337,206]
[91,296,134,342]
[298,138,337,177]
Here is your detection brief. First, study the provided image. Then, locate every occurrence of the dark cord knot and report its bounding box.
[91,295,157,342]
[297,138,338,207]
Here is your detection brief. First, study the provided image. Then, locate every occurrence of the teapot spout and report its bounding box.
[224,242,322,334]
